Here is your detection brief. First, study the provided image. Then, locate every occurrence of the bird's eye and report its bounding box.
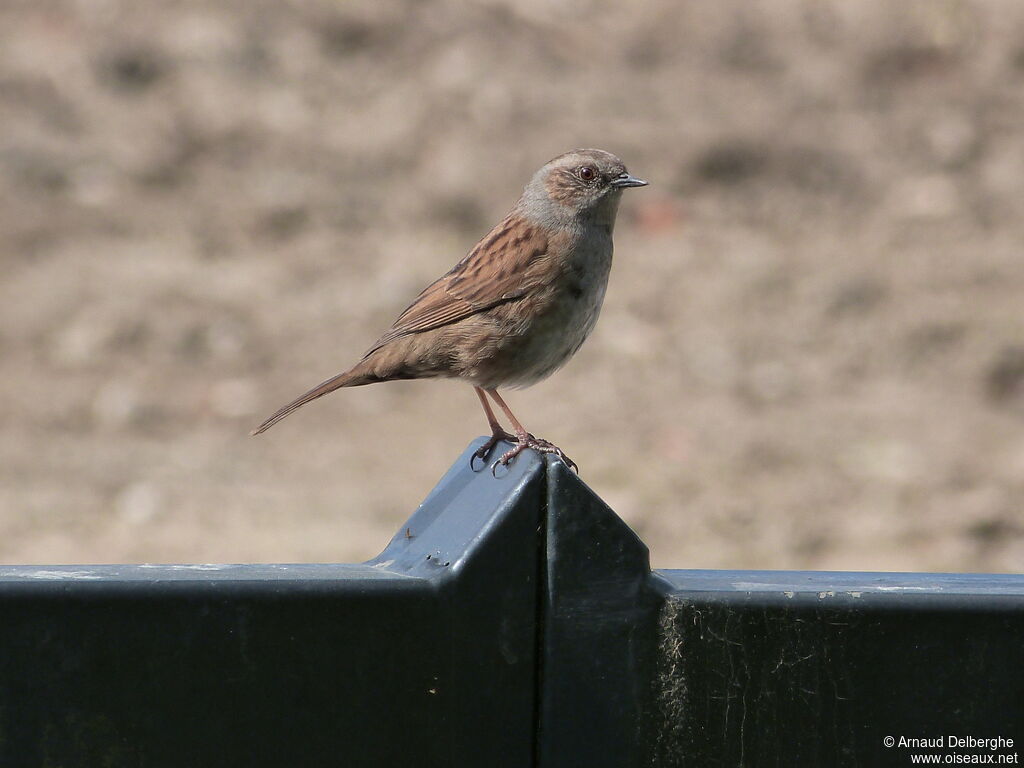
[578,166,596,182]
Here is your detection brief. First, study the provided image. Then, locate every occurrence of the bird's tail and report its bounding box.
[250,363,376,436]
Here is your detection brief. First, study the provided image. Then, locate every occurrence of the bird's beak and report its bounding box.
[610,172,648,189]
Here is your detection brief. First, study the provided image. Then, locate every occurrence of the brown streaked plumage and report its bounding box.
[252,148,647,471]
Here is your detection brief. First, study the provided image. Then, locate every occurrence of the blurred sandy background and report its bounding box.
[1,0,1022,571]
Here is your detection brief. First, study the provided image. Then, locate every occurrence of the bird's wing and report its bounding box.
[363,215,550,356]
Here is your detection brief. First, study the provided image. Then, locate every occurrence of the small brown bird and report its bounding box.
[253,149,647,471]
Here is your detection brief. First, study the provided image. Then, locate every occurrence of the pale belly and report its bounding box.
[500,289,604,388]
[470,245,612,390]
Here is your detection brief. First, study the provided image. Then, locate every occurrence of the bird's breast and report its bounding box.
[486,237,613,388]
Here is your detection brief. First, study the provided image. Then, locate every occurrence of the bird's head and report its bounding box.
[521,148,647,228]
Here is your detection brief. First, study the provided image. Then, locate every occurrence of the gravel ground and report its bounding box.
[1,0,1022,571]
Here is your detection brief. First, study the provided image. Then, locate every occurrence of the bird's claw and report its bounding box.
[489,436,578,475]
[470,431,517,471]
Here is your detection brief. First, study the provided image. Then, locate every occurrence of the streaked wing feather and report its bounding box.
[364,215,548,356]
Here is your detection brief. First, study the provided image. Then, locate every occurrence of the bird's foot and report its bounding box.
[491,435,578,475]
[470,429,518,470]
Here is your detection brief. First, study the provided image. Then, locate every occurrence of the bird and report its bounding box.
[252,148,647,472]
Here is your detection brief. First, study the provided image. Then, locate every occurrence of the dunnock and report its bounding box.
[253,149,647,471]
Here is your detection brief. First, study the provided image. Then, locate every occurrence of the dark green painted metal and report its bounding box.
[2,442,1023,767]
[0,441,545,768]
[644,570,1024,767]
[536,459,663,766]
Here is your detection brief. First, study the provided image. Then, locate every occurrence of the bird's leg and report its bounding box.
[471,387,516,467]
[485,390,578,473]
